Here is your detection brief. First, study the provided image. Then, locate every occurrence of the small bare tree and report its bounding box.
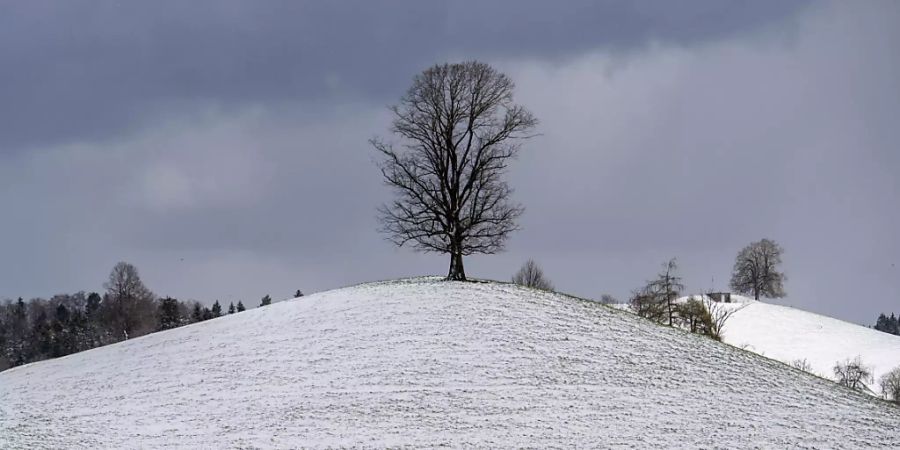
[643,258,684,326]
[373,61,537,281]
[629,292,667,324]
[790,358,815,374]
[878,366,900,403]
[700,295,736,341]
[674,298,707,333]
[833,356,873,392]
[730,239,786,300]
[511,259,554,291]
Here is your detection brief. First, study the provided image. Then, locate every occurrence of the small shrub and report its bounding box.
[790,358,814,374]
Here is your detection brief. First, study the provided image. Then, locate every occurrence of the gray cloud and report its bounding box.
[0,0,809,153]
[1,1,898,326]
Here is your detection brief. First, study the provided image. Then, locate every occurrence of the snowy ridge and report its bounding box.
[1,278,898,448]
[713,296,900,394]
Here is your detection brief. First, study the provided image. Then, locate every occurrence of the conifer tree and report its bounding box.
[260,295,272,307]
[236,301,246,312]
[211,301,222,318]
[228,302,235,314]
[158,297,181,330]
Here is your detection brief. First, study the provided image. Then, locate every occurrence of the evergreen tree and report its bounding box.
[211,301,222,318]
[236,301,246,312]
[7,298,29,365]
[31,309,52,359]
[201,307,213,321]
[85,292,102,317]
[192,303,203,323]
[158,297,181,330]
[260,295,272,307]
[874,312,900,336]
[228,302,235,314]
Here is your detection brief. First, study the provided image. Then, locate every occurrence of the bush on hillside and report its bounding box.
[511,260,554,291]
[833,356,873,392]
[879,366,900,403]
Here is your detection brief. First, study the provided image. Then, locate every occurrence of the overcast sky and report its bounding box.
[1,1,897,325]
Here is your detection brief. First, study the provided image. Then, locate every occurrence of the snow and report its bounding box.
[1,278,898,448]
[712,295,900,394]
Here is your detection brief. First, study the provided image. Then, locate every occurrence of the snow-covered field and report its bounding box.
[1,279,898,448]
[714,295,900,395]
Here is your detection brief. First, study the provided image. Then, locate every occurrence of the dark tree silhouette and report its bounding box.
[730,239,786,300]
[833,357,873,392]
[373,61,537,281]
[103,262,156,340]
[236,301,246,312]
[158,297,181,330]
[259,295,272,307]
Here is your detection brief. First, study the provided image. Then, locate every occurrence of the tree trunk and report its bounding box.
[446,249,466,281]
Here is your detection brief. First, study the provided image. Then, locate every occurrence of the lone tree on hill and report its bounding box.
[511,259,554,291]
[373,61,538,281]
[833,357,873,392]
[729,239,786,300]
[103,262,156,340]
[259,295,272,307]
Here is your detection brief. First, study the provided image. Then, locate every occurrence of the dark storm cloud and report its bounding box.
[0,0,809,153]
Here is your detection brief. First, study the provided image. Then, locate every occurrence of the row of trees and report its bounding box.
[830,357,900,403]
[628,258,733,341]
[873,313,899,336]
[627,239,787,340]
[0,262,290,371]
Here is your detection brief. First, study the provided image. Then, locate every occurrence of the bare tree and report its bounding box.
[833,356,873,392]
[699,295,736,341]
[373,61,538,281]
[103,262,156,340]
[729,239,786,300]
[644,258,684,326]
[790,358,815,375]
[511,259,554,291]
[878,366,900,403]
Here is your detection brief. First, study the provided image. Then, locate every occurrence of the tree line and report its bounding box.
[626,239,786,341]
[873,313,899,336]
[0,262,295,371]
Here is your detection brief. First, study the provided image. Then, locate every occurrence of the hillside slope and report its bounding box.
[718,297,900,394]
[1,279,898,448]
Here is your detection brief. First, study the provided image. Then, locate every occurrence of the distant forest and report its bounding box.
[0,262,299,371]
[874,313,900,336]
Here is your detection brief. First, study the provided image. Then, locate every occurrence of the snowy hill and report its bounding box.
[712,295,900,394]
[1,279,898,448]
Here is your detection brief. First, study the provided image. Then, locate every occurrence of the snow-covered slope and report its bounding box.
[716,295,900,394]
[1,279,898,448]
